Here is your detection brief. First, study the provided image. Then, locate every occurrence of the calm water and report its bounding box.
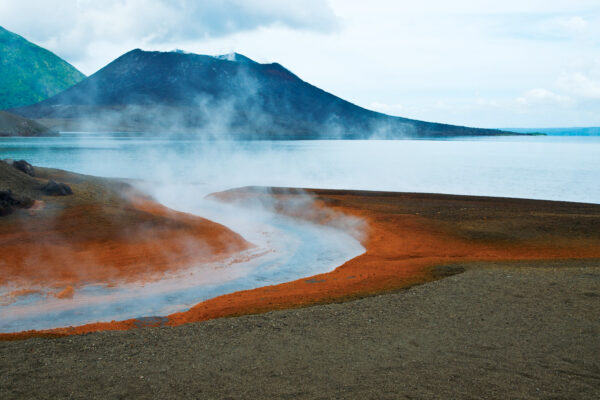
[1,134,599,204]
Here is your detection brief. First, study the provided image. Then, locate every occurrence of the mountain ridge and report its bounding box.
[13,49,520,138]
[0,26,86,110]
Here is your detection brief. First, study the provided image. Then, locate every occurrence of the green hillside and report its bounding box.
[0,26,85,110]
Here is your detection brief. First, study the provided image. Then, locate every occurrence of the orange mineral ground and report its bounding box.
[0,165,251,309]
[3,186,600,340]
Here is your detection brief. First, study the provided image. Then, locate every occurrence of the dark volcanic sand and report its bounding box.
[2,184,600,397]
[1,260,599,399]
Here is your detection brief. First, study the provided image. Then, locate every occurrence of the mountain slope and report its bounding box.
[0,26,86,110]
[0,111,56,137]
[14,49,517,138]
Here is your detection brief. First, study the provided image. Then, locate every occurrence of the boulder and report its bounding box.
[12,160,35,177]
[42,179,73,196]
[0,189,34,216]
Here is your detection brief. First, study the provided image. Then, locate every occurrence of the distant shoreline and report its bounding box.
[506,126,600,136]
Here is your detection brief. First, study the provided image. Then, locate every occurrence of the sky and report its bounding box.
[1,0,599,128]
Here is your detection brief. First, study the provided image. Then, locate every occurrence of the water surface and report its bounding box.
[1,134,598,203]
[1,134,598,331]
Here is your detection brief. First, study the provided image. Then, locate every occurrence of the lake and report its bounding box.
[1,134,599,204]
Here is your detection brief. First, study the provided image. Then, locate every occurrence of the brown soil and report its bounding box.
[1,261,598,399]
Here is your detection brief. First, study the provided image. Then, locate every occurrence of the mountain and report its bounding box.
[13,49,519,138]
[0,26,86,110]
[0,111,57,137]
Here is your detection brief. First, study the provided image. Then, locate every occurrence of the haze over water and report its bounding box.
[1,134,599,204]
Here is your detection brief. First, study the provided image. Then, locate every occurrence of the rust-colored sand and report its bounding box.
[3,188,599,340]
[0,167,251,308]
[167,189,600,325]
[1,199,249,288]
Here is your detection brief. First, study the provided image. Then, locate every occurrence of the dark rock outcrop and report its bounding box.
[12,159,35,176]
[0,189,33,216]
[42,179,73,196]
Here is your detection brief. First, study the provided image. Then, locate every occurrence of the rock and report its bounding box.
[12,160,35,177]
[42,179,73,196]
[0,189,34,216]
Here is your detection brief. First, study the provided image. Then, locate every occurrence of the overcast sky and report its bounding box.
[1,0,599,128]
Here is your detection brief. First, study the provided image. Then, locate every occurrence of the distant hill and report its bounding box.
[14,49,520,138]
[0,110,57,137]
[0,26,85,110]
[508,127,600,136]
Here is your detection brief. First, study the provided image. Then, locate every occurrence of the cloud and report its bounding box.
[481,11,598,43]
[0,0,338,65]
[557,60,600,100]
[516,88,573,106]
[146,0,339,41]
[1,0,599,127]
[558,16,589,33]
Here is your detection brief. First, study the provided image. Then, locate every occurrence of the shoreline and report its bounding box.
[0,164,253,335]
[2,261,599,399]
[2,185,600,340]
